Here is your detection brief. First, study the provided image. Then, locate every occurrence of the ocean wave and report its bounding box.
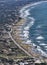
[20,1,47,18]
[37,46,47,57]
[36,36,44,40]
[20,1,47,57]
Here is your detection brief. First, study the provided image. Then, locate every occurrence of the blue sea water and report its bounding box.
[20,1,47,56]
[29,2,47,54]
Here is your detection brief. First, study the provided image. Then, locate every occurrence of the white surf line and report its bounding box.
[20,1,47,57]
[36,36,44,40]
[22,9,30,18]
[37,46,47,57]
[22,17,35,39]
[39,43,47,46]
[20,1,47,18]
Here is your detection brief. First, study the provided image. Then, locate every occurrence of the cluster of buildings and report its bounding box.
[0,21,46,65]
[0,57,47,65]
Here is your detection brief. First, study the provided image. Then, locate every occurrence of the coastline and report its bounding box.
[11,18,47,62]
[10,1,47,63]
[20,1,47,18]
[12,19,42,58]
[19,1,47,57]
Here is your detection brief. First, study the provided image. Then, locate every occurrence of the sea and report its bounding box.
[20,1,47,57]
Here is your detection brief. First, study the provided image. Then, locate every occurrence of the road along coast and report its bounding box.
[11,19,44,59]
[10,1,47,62]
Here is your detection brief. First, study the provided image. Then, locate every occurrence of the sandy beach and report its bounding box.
[12,19,43,58]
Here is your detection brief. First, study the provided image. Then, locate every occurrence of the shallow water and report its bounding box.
[20,1,47,57]
[29,2,47,54]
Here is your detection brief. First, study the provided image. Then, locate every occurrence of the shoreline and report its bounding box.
[12,19,42,58]
[11,18,47,62]
[19,1,47,57]
[20,1,47,18]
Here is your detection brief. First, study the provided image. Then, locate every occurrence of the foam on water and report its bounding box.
[36,36,44,40]
[45,46,47,48]
[24,33,29,38]
[37,46,47,57]
[23,31,29,34]
[20,1,47,57]
[39,43,47,46]
[26,40,31,44]
[24,26,29,30]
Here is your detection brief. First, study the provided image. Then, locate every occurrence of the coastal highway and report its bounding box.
[8,32,32,57]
